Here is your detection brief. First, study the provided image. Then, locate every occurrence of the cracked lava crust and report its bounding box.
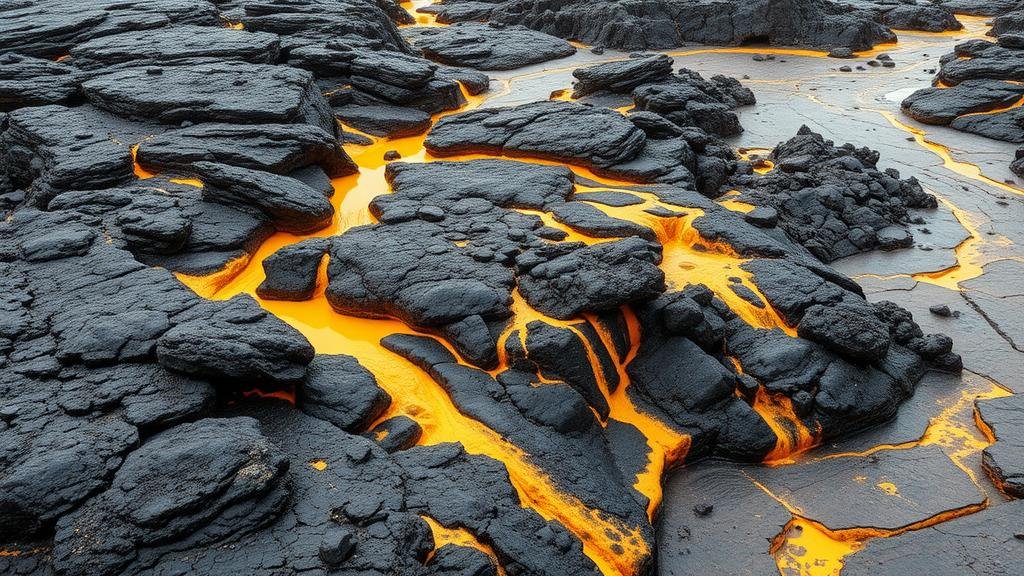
[1,1,1023,576]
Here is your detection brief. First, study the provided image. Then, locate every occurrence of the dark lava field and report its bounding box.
[1,1,1023,575]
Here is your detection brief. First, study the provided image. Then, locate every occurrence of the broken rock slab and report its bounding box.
[977,393,1024,497]
[81,61,339,136]
[406,22,576,71]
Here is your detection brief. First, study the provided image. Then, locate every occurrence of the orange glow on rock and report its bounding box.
[753,386,819,464]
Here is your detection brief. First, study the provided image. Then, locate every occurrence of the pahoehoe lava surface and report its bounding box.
[1,1,1022,576]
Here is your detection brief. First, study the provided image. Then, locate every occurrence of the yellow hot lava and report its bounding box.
[754,387,820,464]
[421,515,507,575]
[768,375,1011,575]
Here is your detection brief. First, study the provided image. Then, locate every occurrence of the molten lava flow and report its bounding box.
[869,110,1023,288]
[401,0,442,26]
[130,144,155,179]
[178,252,653,576]
[753,386,819,464]
[875,110,1024,198]
[590,307,692,519]
[737,148,775,174]
[173,95,667,575]
[491,289,691,520]
[717,190,756,213]
[772,517,865,576]
[764,375,1011,575]
[309,459,328,471]
[571,186,797,335]
[240,387,296,404]
[757,470,991,576]
[421,516,507,575]
[821,379,1011,486]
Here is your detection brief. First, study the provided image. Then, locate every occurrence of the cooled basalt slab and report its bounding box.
[903,10,1024,173]
[405,22,576,71]
[422,0,960,51]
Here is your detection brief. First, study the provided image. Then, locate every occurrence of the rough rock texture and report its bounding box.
[902,79,1024,125]
[51,417,290,576]
[730,126,937,262]
[406,22,576,70]
[571,54,675,98]
[0,54,80,111]
[424,0,960,51]
[427,57,754,193]
[335,104,433,138]
[1,105,137,204]
[291,46,488,114]
[82,62,340,136]
[257,238,331,301]
[298,354,390,432]
[426,100,698,184]
[137,122,357,178]
[0,2,970,575]
[191,161,335,234]
[69,25,282,71]
[156,294,315,385]
[0,0,222,58]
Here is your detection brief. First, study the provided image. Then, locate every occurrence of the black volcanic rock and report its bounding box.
[517,237,666,319]
[907,28,1024,170]
[69,25,281,71]
[1,105,136,203]
[425,100,698,184]
[48,185,194,255]
[82,61,339,136]
[426,100,646,165]
[937,39,1024,85]
[901,79,1024,125]
[382,334,652,560]
[0,0,221,58]
[631,68,756,137]
[157,295,315,385]
[948,107,1024,143]
[327,220,517,326]
[393,443,605,576]
[335,104,433,138]
[192,161,335,234]
[257,238,330,301]
[406,22,576,70]
[571,54,675,98]
[292,46,482,114]
[298,354,390,433]
[51,417,290,576]
[730,126,936,262]
[239,0,412,52]
[879,4,962,32]
[368,415,423,452]
[523,321,611,418]
[797,302,891,362]
[426,0,958,52]
[137,122,357,178]
[0,54,79,111]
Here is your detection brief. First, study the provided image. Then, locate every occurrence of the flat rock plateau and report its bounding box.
[1,1,1023,575]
